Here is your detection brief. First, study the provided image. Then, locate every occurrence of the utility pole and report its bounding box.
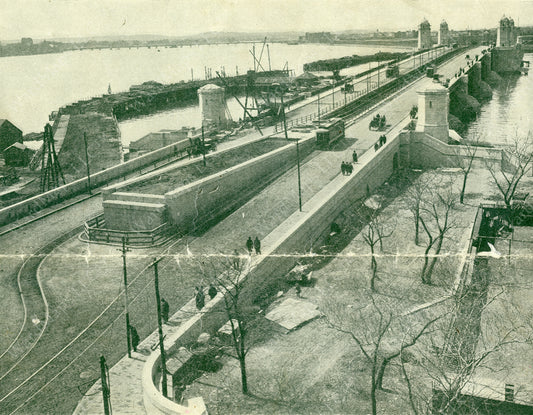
[121,237,132,358]
[100,356,111,415]
[317,93,321,126]
[83,132,91,195]
[377,58,380,88]
[201,126,206,167]
[296,139,302,212]
[280,93,289,141]
[153,259,168,398]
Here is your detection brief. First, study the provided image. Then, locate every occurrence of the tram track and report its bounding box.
[0,233,189,414]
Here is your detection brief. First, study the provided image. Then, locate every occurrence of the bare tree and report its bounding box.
[454,135,480,204]
[195,254,255,395]
[324,294,440,415]
[400,287,530,415]
[358,208,395,291]
[418,179,457,285]
[403,172,431,245]
[486,131,533,218]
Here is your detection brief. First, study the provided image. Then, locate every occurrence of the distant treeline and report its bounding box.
[304,51,409,72]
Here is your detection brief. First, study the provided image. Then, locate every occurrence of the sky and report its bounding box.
[1,0,533,41]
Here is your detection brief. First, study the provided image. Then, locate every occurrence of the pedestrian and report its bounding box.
[195,286,205,310]
[382,135,387,145]
[232,249,240,270]
[130,325,140,352]
[246,237,253,254]
[208,284,218,300]
[295,283,302,298]
[341,161,346,175]
[161,298,169,323]
[352,150,358,163]
[374,142,379,152]
[348,163,353,175]
[254,236,261,255]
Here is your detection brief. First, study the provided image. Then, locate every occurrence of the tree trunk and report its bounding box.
[370,247,377,291]
[460,173,468,204]
[239,355,248,394]
[425,237,443,285]
[371,361,377,415]
[414,215,419,245]
[376,356,392,390]
[421,244,432,284]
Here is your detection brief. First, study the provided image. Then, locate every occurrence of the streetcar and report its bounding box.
[315,118,345,148]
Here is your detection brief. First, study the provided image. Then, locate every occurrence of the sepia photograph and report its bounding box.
[0,1,532,413]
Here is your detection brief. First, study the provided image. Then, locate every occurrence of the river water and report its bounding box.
[464,53,533,146]
[0,42,409,142]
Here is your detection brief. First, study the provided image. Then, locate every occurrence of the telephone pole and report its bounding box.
[121,237,132,358]
[153,259,168,397]
[201,126,206,167]
[83,132,91,195]
[100,356,111,415]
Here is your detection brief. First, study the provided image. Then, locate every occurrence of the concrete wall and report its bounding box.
[402,130,503,169]
[164,136,316,234]
[0,138,191,227]
[481,53,492,79]
[491,47,524,73]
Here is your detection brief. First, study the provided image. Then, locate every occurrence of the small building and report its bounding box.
[129,128,194,154]
[0,119,23,153]
[294,71,320,87]
[3,142,34,167]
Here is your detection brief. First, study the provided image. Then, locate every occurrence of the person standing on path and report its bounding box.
[208,284,218,300]
[195,286,205,310]
[352,150,358,163]
[130,325,140,352]
[161,298,169,323]
[246,237,253,254]
[254,237,261,255]
[232,249,240,270]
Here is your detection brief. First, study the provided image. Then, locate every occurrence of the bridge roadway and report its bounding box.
[0,46,482,414]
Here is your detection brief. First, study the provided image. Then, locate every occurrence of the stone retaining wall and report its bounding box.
[0,138,190,226]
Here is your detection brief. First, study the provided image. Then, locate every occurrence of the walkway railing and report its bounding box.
[83,214,173,247]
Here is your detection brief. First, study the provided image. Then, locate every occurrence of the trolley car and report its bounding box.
[315,118,345,148]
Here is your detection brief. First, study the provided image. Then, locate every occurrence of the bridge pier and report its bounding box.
[468,62,492,101]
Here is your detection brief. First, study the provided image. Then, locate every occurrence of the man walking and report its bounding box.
[254,236,261,255]
[246,237,253,254]
[352,150,358,163]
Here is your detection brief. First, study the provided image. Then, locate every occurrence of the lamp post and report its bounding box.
[279,87,302,212]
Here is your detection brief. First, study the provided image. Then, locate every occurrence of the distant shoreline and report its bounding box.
[0,39,416,59]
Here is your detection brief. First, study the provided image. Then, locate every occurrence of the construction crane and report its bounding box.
[40,123,65,192]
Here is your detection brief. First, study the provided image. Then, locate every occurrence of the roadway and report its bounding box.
[0,45,482,414]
